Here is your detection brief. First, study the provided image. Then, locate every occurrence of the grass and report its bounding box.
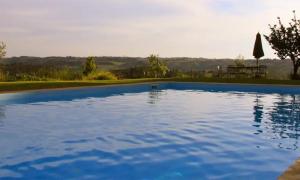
[0,78,169,93]
[1,77,300,93]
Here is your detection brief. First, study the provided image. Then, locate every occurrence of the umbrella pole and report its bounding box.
[256,58,259,78]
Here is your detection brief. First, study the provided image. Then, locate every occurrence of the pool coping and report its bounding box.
[279,158,300,180]
[1,80,300,95]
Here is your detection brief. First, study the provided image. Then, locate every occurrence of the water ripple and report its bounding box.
[0,83,299,179]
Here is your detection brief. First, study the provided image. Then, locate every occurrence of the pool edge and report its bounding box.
[279,158,300,180]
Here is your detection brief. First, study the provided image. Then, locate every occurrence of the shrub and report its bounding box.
[0,70,7,81]
[0,64,83,81]
[14,74,47,81]
[112,66,148,79]
[84,71,118,80]
[175,72,190,78]
[289,73,300,80]
[49,67,83,80]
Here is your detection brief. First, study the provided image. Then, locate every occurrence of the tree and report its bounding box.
[0,42,6,59]
[234,54,245,67]
[147,54,169,78]
[265,11,300,79]
[0,42,6,80]
[83,56,97,75]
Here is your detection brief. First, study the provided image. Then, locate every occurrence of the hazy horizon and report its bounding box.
[1,0,299,59]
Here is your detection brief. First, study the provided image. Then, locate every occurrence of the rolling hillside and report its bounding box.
[0,56,293,79]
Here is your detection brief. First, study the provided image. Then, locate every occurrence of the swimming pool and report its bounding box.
[0,83,299,179]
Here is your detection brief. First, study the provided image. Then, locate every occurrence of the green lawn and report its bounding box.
[0,78,171,93]
[1,78,300,93]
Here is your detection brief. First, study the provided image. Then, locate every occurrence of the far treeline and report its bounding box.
[0,55,293,81]
[0,11,300,81]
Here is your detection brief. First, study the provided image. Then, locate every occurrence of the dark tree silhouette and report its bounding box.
[265,11,300,79]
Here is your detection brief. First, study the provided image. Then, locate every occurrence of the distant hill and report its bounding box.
[0,56,293,79]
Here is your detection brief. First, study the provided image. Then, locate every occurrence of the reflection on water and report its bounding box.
[253,95,264,124]
[148,89,165,105]
[0,106,5,127]
[148,84,167,105]
[253,94,300,150]
[269,95,300,137]
[0,83,300,179]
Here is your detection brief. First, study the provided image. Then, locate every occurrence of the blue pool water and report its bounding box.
[0,83,299,179]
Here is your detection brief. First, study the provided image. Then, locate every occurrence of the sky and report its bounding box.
[0,0,299,58]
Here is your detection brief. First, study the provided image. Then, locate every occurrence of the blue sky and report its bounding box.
[0,0,299,58]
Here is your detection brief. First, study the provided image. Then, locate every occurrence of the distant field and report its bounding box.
[0,56,293,79]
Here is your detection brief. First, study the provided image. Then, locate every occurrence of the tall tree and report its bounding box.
[0,42,6,81]
[147,54,169,78]
[0,42,6,59]
[83,56,97,75]
[265,11,300,79]
[234,54,245,67]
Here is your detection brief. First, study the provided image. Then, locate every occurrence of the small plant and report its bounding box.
[83,56,97,75]
[84,71,118,80]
